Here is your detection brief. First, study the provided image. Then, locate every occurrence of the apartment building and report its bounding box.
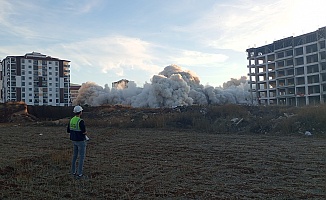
[0,52,70,106]
[70,83,81,104]
[246,26,326,106]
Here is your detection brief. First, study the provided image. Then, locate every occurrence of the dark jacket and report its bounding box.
[67,116,86,141]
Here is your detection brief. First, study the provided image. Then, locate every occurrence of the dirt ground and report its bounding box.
[0,124,325,199]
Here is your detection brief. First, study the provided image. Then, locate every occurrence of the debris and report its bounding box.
[231,118,239,123]
[284,113,290,118]
[230,118,243,126]
[236,118,243,126]
[142,114,148,120]
[283,113,294,118]
[304,131,312,136]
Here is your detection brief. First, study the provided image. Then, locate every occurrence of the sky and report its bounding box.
[0,0,325,88]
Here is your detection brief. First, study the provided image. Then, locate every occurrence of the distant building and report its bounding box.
[70,83,81,104]
[112,79,129,89]
[0,52,71,106]
[246,26,326,106]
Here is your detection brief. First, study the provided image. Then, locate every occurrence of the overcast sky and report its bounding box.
[0,0,325,87]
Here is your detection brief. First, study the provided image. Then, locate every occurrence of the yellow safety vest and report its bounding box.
[70,116,82,131]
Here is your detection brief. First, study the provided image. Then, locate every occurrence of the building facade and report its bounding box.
[112,79,129,89]
[0,52,70,106]
[69,83,81,104]
[246,27,326,106]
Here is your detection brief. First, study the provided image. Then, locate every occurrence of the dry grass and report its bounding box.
[0,124,325,199]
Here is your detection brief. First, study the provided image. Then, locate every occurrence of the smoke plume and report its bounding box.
[73,64,253,108]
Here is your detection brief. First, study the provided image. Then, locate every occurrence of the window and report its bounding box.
[295,57,304,65]
[277,52,284,59]
[22,82,25,86]
[286,50,293,57]
[49,77,52,80]
[306,44,318,54]
[286,59,293,66]
[307,54,318,64]
[21,59,25,63]
[296,67,304,75]
[277,61,284,68]
[296,77,305,85]
[29,82,32,85]
[295,47,303,56]
[307,64,319,74]
[287,69,294,76]
[49,72,52,75]
[28,60,31,63]
[22,71,25,75]
[320,52,326,60]
[55,67,58,71]
[22,76,25,80]
[28,65,32,68]
[28,71,32,74]
[29,88,32,91]
[29,99,32,103]
[22,65,25,69]
[29,93,32,96]
[55,62,58,66]
[322,62,326,71]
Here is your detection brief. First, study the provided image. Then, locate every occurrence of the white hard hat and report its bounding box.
[73,105,83,113]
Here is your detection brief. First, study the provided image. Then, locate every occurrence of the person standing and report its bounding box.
[67,105,88,178]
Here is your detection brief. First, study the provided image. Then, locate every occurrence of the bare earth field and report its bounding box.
[0,124,325,199]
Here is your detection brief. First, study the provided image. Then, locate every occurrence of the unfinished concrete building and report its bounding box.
[246,26,326,106]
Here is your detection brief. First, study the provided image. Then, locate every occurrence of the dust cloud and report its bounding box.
[73,65,253,108]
